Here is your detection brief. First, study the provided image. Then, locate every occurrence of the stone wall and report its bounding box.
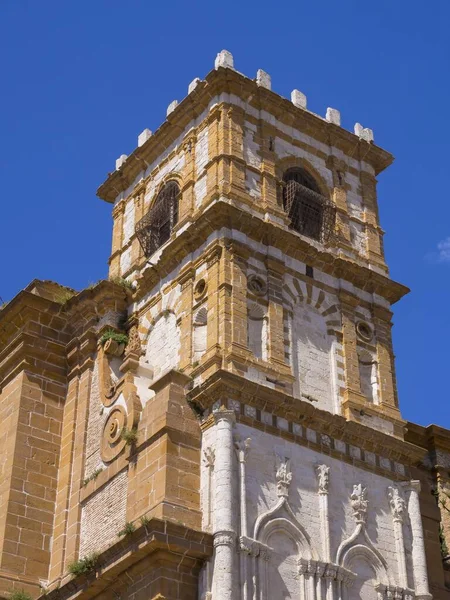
[79,470,128,557]
[200,410,430,600]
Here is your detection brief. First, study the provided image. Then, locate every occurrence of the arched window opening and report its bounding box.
[282,168,335,243]
[136,181,180,256]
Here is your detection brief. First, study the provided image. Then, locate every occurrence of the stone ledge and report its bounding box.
[45,519,213,600]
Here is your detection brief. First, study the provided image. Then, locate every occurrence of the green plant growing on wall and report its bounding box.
[54,289,75,306]
[120,427,138,446]
[82,468,103,487]
[99,329,129,346]
[109,276,134,291]
[9,590,32,600]
[67,552,99,575]
[118,521,136,537]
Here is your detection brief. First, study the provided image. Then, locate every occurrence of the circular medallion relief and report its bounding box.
[356,321,373,342]
[194,278,207,301]
[248,274,267,296]
[101,406,127,462]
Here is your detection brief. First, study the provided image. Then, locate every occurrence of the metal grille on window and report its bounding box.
[136,181,180,257]
[282,169,336,243]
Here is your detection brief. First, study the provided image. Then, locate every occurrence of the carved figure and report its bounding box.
[276,457,292,497]
[350,483,368,524]
[316,464,330,494]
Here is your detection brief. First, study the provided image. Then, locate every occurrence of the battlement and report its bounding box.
[98,49,391,204]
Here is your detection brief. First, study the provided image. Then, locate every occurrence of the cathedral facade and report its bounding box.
[0,51,449,600]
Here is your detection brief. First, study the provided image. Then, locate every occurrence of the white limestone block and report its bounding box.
[215,49,234,70]
[291,89,307,109]
[188,77,201,94]
[256,69,271,90]
[354,122,364,137]
[166,100,178,116]
[354,123,374,142]
[138,128,152,147]
[326,107,341,126]
[115,154,127,170]
[362,127,374,142]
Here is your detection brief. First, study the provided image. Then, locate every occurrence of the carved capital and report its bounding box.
[239,535,266,557]
[387,486,406,523]
[234,436,251,463]
[213,530,235,548]
[401,479,421,495]
[324,564,338,579]
[213,407,236,426]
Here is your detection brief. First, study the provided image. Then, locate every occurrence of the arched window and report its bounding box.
[136,181,180,256]
[282,168,335,242]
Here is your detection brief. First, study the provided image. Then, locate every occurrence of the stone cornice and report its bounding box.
[188,370,425,467]
[135,200,408,306]
[0,280,133,386]
[405,421,450,455]
[97,67,394,203]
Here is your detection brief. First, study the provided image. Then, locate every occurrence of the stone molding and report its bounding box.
[194,372,421,472]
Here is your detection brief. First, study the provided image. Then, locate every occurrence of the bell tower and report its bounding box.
[100,49,407,437]
[3,50,449,600]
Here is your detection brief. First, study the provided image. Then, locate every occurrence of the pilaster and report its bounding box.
[266,257,286,367]
[402,481,432,600]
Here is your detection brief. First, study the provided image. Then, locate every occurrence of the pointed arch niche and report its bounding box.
[283,277,341,414]
[253,494,317,600]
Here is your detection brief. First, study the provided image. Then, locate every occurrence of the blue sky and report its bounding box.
[1,1,449,428]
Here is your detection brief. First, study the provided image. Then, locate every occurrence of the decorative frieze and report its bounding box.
[203,398,408,479]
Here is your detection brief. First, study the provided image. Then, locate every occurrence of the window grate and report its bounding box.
[283,172,336,243]
[136,181,179,257]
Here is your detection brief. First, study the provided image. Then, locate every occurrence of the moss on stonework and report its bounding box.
[9,591,33,600]
[108,276,134,290]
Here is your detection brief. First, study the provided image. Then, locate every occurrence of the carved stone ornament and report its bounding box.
[125,324,142,356]
[239,535,266,557]
[213,530,235,548]
[316,464,330,494]
[247,274,267,297]
[350,483,368,524]
[203,446,215,468]
[101,406,127,462]
[275,456,292,498]
[234,437,251,463]
[103,338,126,357]
[387,486,406,523]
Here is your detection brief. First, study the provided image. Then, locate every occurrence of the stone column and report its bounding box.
[387,486,408,588]
[212,409,237,600]
[402,481,432,600]
[316,465,331,562]
[235,437,251,600]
